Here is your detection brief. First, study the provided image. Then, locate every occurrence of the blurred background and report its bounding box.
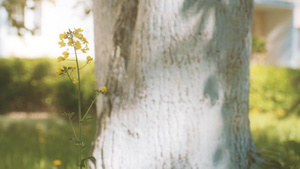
[0,0,300,168]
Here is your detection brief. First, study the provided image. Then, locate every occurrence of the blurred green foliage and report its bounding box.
[1,58,300,117]
[0,58,96,115]
[252,35,267,54]
[250,65,300,116]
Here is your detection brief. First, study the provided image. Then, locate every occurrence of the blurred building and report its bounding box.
[1,0,300,67]
[0,0,94,58]
[253,0,299,67]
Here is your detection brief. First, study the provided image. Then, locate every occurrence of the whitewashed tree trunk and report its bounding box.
[91,0,262,168]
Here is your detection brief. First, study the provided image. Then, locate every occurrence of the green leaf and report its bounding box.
[79,156,96,167]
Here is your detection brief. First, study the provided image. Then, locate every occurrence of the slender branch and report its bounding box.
[81,92,100,122]
[68,117,78,140]
[80,62,89,70]
[74,46,83,169]
[66,72,78,94]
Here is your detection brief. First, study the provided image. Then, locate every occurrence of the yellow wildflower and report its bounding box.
[72,65,77,69]
[53,160,62,166]
[73,78,79,85]
[74,28,83,33]
[58,40,66,48]
[68,38,74,47]
[75,32,83,39]
[86,56,93,62]
[82,37,88,44]
[56,68,63,75]
[57,56,64,62]
[74,40,82,50]
[78,33,84,39]
[74,28,83,39]
[59,32,67,40]
[62,65,67,69]
[81,44,89,53]
[101,86,107,94]
[62,51,69,59]
[39,137,46,144]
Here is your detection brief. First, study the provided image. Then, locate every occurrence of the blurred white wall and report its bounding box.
[253,0,299,67]
[0,0,94,59]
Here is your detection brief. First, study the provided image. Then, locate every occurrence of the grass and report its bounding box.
[0,115,96,169]
[0,113,299,169]
[250,113,300,169]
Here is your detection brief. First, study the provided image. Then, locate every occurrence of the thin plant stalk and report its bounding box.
[74,46,83,169]
[68,116,78,140]
[57,29,101,168]
[81,92,100,122]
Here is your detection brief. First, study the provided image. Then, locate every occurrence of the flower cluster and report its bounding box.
[57,28,94,86]
[56,65,76,75]
[57,28,92,63]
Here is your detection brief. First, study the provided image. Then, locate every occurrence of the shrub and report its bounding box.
[1,58,300,116]
[252,35,267,54]
[250,65,300,115]
[0,58,96,114]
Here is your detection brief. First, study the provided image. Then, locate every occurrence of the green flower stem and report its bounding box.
[68,116,78,140]
[66,72,77,94]
[81,92,100,123]
[74,47,83,169]
[79,62,89,70]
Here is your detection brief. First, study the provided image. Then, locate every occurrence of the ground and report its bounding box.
[0,112,299,169]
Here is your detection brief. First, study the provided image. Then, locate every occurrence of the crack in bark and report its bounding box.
[113,0,139,70]
[101,147,106,169]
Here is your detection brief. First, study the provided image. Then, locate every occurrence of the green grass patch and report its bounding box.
[0,113,299,169]
[0,115,96,169]
[250,113,300,168]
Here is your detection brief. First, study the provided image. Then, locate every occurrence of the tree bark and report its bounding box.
[92,0,262,168]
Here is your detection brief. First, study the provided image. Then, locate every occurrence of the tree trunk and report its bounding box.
[91,0,261,168]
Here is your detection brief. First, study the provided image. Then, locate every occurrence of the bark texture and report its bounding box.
[92,0,261,168]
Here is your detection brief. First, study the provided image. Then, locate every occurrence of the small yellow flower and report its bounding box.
[62,51,69,59]
[86,56,93,62]
[74,40,82,50]
[62,65,67,69]
[101,86,107,94]
[81,44,89,53]
[74,31,84,39]
[72,65,77,69]
[53,160,62,166]
[73,78,78,85]
[74,28,83,33]
[56,68,63,75]
[82,37,88,44]
[76,33,84,39]
[59,32,67,40]
[58,40,66,48]
[57,56,64,62]
[68,38,74,47]
[39,137,46,144]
